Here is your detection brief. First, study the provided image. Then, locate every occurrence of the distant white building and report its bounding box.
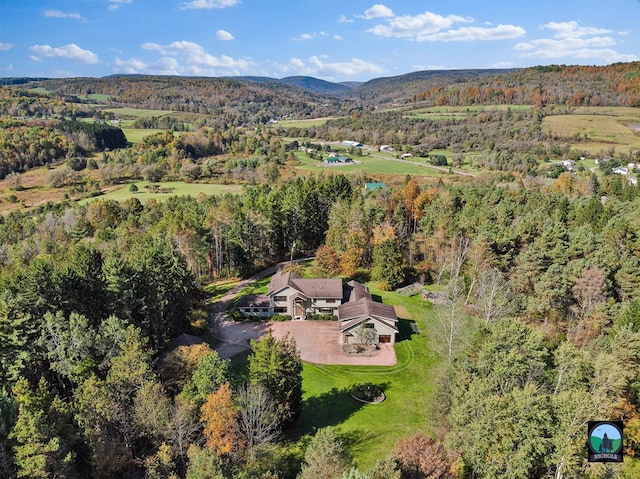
[342,140,363,148]
[379,145,394,152]
[401,153,413,158]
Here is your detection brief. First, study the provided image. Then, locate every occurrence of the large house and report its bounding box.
[238,271,399,344]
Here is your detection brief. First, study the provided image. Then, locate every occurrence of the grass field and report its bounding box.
[272,117,339,128]
[102,107,175,118]
[121,128,166,143]
[293,151,447,177]
[543,107,640,155]
[406,104,532,119]
[79,181,243,205]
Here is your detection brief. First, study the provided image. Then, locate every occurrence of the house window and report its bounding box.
[273,295,287,302]
[319,308,335,314]
[364,323,375,328]
[261,308,269,312]
[274,307,287,313]
[325,299,336,303]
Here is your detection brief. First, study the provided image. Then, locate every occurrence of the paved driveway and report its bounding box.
[212,318,397,366]
[267,321,397,366]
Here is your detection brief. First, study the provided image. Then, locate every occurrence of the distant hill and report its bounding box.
[3,62,640,120]
[278,76,353,95]
[350,68,520,103]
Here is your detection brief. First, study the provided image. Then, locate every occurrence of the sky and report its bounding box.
[1,0,639,82]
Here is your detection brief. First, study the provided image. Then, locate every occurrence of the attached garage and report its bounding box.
[379,335,392,343]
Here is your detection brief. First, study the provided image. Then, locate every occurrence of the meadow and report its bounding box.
[293,151,448,177]
[79,180,243,205]
[543,106,640,155]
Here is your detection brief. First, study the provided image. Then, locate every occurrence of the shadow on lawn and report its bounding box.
[299,387,363,435]
[298,382,391,437]
[397,317,419,341]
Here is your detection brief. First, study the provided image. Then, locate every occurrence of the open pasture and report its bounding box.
[102,107,175,118]
[293,151,446,177]
[405,104,531,120]
[543,107,640,154]
[80,180,242,205]
[272,117,338,128]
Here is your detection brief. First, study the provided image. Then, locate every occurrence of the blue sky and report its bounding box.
[1,0,639,82]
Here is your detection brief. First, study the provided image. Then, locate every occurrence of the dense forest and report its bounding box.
[2,171,640,477]
[2,63,640,478]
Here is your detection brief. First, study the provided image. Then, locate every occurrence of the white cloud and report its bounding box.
[216,30,234,41]
[421,24,525,42]
[0,64,14,71]
[120,40,253,75]
[362,4,394,19]
[29,44,99,64]
[0,42,14,51]
[108,0,132,10]
[542,21,612,39]
[366,8,525,43]
[44,10,84,20]
[338,15,353,24]
[179,0,239,10]
[368,11,472,39]
[334,35,343,40]
[115,56,180,75]
[514,20,638,63]
[282,55,384,80]
[294,32,328,41]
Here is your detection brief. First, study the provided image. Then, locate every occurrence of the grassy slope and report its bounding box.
[543,107,640,155]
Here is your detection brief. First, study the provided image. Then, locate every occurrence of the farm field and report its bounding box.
[272,117,338,128]
[121,128,166,143]
[293,151,448,177]
[543,106,640,155]
[79,180,243,205]
[102,107,175,118]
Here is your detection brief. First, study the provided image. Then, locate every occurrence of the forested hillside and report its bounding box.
[2,171,640,477]
[2,63,640,478]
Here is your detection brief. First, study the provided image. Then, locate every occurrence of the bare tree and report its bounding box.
[235,382,280,459]
[473,268,513,324]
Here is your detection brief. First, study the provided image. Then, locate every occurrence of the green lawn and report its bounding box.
[298,289,437,469]
[293,151,447,177]
[79,181,243,205]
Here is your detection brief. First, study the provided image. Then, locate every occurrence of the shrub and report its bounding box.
[350,383,384,403]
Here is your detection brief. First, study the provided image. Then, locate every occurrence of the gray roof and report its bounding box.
[338,297,398,333]
[267,270,343,299]
[344,280,372,303]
